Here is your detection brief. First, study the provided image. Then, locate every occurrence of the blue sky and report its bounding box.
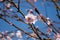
[0,0,60,40]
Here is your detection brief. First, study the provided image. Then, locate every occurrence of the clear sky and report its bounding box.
[0,0,60,40]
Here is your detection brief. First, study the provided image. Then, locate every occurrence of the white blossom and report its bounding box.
[25,9,37,24]
[30,32,37,38]
[16,31,22,39]
[9,9,13,12]
[10,32,14,38]
[26,9,33,12]
[34,0,37,2]
[7,36,12,40]
[56,38,60,40]
[56,35,60,40]
[46,17,52,26]
[1,32,4,35]
[7,3,11,8]
[26,0,37,7]
[30,32,37,40]
[54,33,60,40]
[27,0,37,3]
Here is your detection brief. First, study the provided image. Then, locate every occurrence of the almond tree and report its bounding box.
[0,0,60,40]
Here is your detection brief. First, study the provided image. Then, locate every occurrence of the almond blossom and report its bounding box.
[7,36,12,40]
[0,33,2,38]
[54,33,60,40]
[0,0,3,2]
[2,37,6,40]
[27,0,37,3]
[5,31,8,36]
[30,32,37,38]
[56,38,60,40]
[30,32,37,40]
[26,0,37,7]
[46,17,52,26]
[0,0,5,2]
[6,3,12,8]
[33,0,37,2]
[56,33,60,40]
[16,31,22,39]
[10,32,14,38]
[25,9,37,24]
[56,33,60,38]
[9,8,13,12]
[47,27,52,35]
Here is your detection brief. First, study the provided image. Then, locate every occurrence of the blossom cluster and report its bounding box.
[0,30,22,40]
[25,9,52,26]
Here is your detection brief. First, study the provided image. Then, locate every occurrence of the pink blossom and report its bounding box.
[54,33,60,40]
[26,0,37,6]
[0,33,2,38]
[27,0,37,3]
[0,0,3,2]
[47,27,52,35]
[56,33,60,38]
[30,32,37,38]
[25,9,37,24]
[2,37,6,40]
[25,13,37,24]
[33,0,37,2]
[5,31,8,37]
[6,3,12,8]
[56,38,60,40]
